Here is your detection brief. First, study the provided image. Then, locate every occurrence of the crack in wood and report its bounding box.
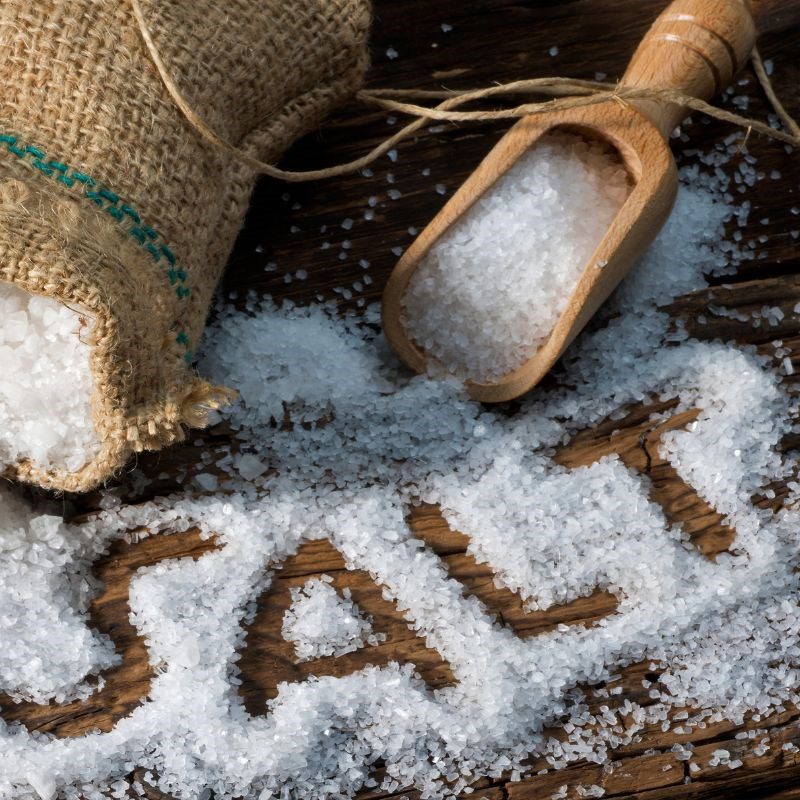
[554,402,735,560]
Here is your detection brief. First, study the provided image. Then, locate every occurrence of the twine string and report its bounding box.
[131,0,799,183]
[750,45,800,138]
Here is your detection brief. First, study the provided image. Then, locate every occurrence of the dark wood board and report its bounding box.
[5,1,800,798]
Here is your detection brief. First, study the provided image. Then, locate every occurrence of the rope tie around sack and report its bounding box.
[132,0,798,183]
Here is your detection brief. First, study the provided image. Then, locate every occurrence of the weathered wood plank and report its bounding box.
[3,0,800,796]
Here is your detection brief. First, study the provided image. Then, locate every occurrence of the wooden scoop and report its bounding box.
[382,0,791,403]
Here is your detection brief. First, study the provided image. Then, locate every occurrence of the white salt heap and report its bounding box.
[1,138,798,800]
[401,132,630,382]
[0,283,99,473]
[282,577,385,661]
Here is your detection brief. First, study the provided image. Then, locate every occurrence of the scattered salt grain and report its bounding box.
[195,473,219,492]
[753,742,771,757]
[235,453,267,480]
[27,771,56,800]
[576,785,604,798]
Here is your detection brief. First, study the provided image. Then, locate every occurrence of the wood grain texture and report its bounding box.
[4,1,800,797]
[749,0,800,33]
[623,0,757,136]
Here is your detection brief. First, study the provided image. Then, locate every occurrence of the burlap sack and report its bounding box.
[0,0,370,492]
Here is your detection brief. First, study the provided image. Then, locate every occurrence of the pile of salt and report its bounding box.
[401,132,630,382]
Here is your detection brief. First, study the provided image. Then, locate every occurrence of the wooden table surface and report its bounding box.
[6,1,800,798]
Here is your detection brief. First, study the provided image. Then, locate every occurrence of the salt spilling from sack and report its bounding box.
[401,132,631,382]
[1,133,798,800]
[0,284,99,473]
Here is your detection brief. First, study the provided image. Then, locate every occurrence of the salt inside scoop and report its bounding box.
[401,131,631,383]
[0,283,99,474]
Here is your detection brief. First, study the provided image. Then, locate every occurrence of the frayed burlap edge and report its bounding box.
[0,177,235,494]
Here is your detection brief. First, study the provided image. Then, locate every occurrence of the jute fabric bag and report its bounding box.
[0,0,370,492]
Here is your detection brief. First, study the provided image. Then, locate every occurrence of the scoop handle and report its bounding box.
[622,0,757,138]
